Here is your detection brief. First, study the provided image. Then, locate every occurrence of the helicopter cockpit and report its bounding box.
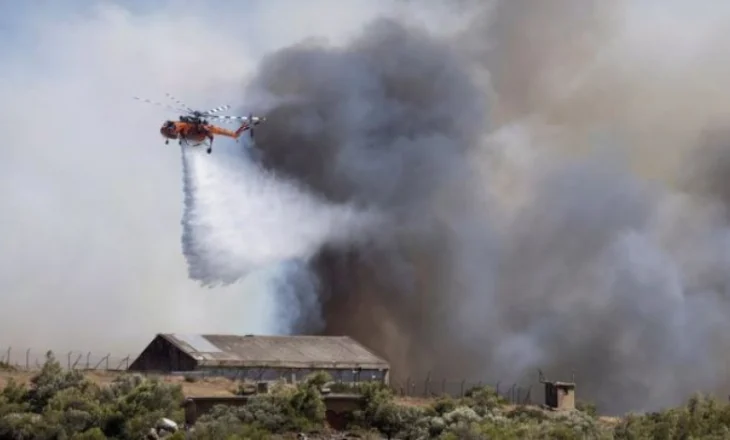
[160,120,177,140]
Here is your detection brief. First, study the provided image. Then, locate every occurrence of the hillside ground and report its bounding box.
[0,369,437,401]
[0,367,621,426]
[0,369,239,397]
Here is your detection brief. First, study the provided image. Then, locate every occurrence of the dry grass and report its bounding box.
[0,370,237,397]
[393,396,433,407]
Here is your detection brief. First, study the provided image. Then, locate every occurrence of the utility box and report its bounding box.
[538,371,576,411]
[543,381,575,410]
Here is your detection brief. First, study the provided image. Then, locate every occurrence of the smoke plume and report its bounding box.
[179,135,380,334]
[181,0,730,413]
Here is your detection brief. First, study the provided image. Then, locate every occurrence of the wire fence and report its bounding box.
[0,346,544,406]
[0,346,135,372]
[154,369,538,404]
[389,377,541,405]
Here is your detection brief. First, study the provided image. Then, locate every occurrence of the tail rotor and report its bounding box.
[248,113,255,140]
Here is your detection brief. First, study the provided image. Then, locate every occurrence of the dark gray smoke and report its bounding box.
[209,0,730,414]
[246,17,496,380]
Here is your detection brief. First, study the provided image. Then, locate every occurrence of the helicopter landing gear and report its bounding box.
[206,147,212,154]
[165,140,169,145]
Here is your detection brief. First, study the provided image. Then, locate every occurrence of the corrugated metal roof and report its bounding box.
[173,334,224,353]
[160,334,389,370]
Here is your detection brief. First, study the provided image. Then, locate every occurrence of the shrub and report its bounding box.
[0,361,16,372]
[192,371,335,437]
[0,352,184,439]
[189,405,276,440]
[432,395,457,416]
[461,385,507,415]
[576,399,598,417]
[612,394,730,440]
[5,359,730,439]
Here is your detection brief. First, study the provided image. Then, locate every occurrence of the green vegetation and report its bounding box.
[0,351,184,439]
[2,354,730,439]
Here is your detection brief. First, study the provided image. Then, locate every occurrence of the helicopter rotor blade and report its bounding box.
[249,113,255,139]
[133,96,188,114]
[207,115,248,122]
[164,93,195,113]
[201,104,232,116]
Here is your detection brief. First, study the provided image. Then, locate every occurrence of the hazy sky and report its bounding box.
[0,0,414,361]
[5,0,730,388]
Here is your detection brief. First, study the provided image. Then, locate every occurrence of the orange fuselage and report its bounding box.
[159,120,243,144]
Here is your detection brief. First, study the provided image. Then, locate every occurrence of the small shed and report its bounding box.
[537,370,575,411]
[543,380,576,410]
[128,333,390,384]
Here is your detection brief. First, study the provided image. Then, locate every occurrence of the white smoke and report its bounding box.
[0,0,410,354]
[179,136,380,286]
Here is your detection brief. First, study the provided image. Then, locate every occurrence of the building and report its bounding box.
[128,333,390,384]
[542,380,575,410]
[538,371,576,411]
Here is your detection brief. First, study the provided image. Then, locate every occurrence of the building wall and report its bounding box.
[128,336,197,372]
[128,335,391,383]
[179,367,388,383]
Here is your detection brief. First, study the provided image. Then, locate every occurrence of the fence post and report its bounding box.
[67,351,72,369]
[72,353,82,369]
[92,355,106,370]
[25,349,30,370]
[460,379,465,397]
[115,355,130,370]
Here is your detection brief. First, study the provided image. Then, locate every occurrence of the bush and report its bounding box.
[0,352,184,439]
[576,400,598,417]
[0,361,16,372]
[191,371,334,438]
[613,394,730,440]
[5,360,730,439]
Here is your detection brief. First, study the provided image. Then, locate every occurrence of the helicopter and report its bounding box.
[133,93,266,154]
